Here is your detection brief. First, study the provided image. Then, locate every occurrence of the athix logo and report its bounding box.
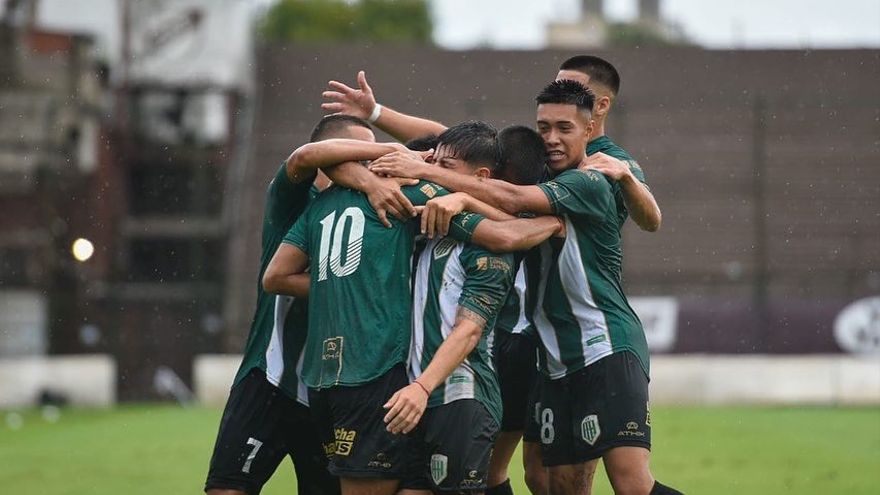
[430,454,448,485]
[581,414,601,445]
[618,420,646,438]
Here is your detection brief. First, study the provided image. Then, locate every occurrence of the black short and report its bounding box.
[401,399,499,492]
[205,368,339,495]
[493,331,538,432]
[522,373,544,444]
[536,351,651,466]
[308,364,412,479]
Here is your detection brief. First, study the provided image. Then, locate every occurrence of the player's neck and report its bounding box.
[588,119,607,143]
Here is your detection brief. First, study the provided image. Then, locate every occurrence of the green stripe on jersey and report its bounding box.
[410,237,513,425]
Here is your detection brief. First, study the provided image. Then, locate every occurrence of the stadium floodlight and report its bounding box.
[71,238,95,262]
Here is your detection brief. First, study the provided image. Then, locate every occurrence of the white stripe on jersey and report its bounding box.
[509,262,531,334]
[265,294,309,406]
[534,216,613,379]
[410,238,478,404]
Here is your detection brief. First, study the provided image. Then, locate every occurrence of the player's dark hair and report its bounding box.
[497,125,547,185]
[405,134,439,152]
[436,121,499,171]
[535,79,595,114]
[559,55,621,95]
[309,114,372,142]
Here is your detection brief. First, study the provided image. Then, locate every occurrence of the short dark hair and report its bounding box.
[404,134,439,152]
[535,79,595,114]
[497,125,547,186]
[436,121,499,171]
[309,114,372,142]
[559,55,621,95]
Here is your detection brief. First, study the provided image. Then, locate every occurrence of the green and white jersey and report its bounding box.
[494,249,541,337]
[410,237,514,426]
[533,169,649,379]
[234,164,315,405]
[587,135,648,230]
[284,181,481,390]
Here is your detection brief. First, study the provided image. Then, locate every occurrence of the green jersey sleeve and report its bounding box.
[267,162,316,233]
[626,159,647,185]
[281,207,312,254]
[458,249,515,324]
[448,212,485,244]
[537,169,615,223]
[401,180,449,206]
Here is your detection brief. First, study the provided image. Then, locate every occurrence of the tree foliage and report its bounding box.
[261,0,432,44]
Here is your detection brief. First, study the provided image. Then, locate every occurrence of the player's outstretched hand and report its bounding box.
[366,177,419,228]
[580,151,632,181]
[322,70,377,120]
[383,383,428,434]
[420,192,469,239]
[369,150,431,179]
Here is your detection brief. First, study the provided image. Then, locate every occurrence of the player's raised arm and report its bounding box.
[285,138,403,182]
[322,70,447,143]
[324,162,419,228]
[581,151,661,231]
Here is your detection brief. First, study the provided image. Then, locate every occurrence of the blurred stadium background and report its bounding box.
[0,0,877,493]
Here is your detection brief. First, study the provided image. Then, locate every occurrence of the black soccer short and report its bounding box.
[205,368,339,495]
[308,364,412,479]
[536,351,651,466]
[493,331,539,432]
[522,372,544,444]
[400,399,499,493]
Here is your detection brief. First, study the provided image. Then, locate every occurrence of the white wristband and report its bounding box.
[368,103,382,123]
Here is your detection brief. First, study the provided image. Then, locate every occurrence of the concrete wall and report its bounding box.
[0,355,116,408]
[194,354,880,407]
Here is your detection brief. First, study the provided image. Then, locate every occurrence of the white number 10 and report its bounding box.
[317,207,365,281]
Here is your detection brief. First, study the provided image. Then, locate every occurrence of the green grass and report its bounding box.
[1,405,878,494]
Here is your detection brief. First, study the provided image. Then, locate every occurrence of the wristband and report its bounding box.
[368,103,382,123]
[413,380,430,396]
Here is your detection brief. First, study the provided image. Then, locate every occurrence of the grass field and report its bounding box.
[1,405,878,494]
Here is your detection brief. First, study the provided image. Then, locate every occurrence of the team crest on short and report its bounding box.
[581,414,601,445]
[430,454,448,485]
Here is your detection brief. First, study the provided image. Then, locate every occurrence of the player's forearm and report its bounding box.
[286,139,397,176]
[620,175,662,232]
[262,272,309,298]
[374,105,447,143]
[420,167,523,214]
[416,316,483,393]
[471,216,562,253]
[324,161,376,192]
[462,194,517,221]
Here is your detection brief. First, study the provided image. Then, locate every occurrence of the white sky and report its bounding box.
[430,0,880,49]
[9,0,880,51]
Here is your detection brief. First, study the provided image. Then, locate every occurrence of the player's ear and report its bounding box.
[584,118,595,141]
[595,95,612,117]
[474,167,491,179]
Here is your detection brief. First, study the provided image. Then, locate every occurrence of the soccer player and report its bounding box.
[204,114,418,495]
[370,80,682,495]
[261,135,563,495]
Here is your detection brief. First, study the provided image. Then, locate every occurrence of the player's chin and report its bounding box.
[547,158,571,173]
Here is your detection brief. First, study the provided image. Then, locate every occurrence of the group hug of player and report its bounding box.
[204,56,683,495]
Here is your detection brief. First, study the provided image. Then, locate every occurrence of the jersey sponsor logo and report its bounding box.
[322,337,343,360]
[433,238,457,259]
[646,402,652,427]
[430,454,448,485]
[543,181,570,204]
[624,159,642,171]
[581,414,601,445]
[475,256,511,272]
[420,183,439,198]
[333,427,357,456]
